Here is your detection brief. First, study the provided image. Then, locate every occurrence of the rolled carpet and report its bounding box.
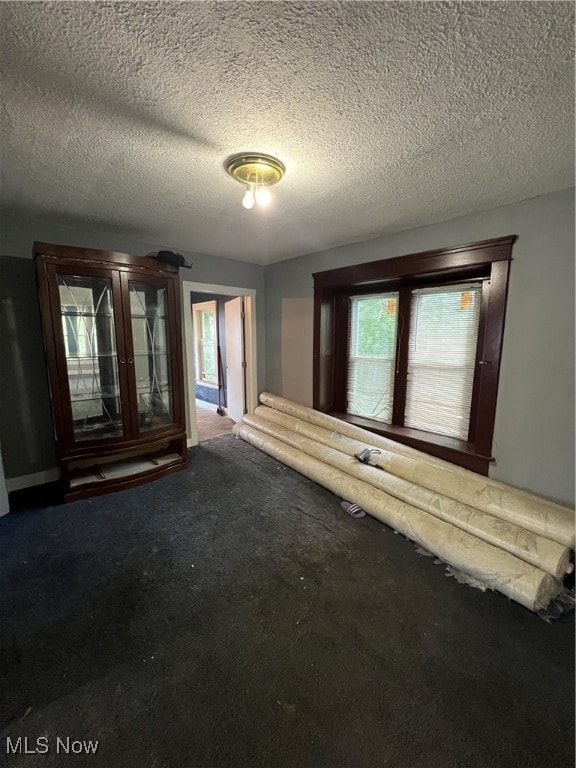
[258,393,575,549]
[233,421,562,612]
[242,410,572,579]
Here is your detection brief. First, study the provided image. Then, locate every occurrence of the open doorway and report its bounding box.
[194,398,235,442]
[181,281,257,447]
[190,294,238,442]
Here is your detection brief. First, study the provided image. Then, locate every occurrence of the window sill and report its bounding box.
[195,381,219,389]
[330,412,493,475]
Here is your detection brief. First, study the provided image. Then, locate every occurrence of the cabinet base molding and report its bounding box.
[65,448,187,501]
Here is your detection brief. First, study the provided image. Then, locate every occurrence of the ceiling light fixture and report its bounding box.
[225,153,285,210]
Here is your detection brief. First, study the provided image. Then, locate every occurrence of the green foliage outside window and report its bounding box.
[201,311,215,341]
[354,297,396,357]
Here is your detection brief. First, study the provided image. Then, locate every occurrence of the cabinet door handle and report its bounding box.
[128,358,134,364]
[120,358,126,364]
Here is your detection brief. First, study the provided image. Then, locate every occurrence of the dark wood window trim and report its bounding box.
[313,236,516,475]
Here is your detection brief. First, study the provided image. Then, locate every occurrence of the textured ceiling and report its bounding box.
[1,1,574,264]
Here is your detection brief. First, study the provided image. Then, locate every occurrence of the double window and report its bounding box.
[347,283,482,440]
[313,237,515,474]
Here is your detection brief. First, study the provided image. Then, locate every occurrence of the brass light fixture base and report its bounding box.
[225,153,285,187]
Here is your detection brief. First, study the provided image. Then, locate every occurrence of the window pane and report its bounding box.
[405,284,481,439]
[58,275,124,441]
[347,293,398,423]
[129,281,174,431]
[201,341,216,381]
[201,311,215,341]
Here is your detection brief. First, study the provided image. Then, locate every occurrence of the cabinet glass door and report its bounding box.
[58,274,124,441]
[128,280,174,431]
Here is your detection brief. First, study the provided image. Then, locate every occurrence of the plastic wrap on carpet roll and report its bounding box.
[233,421,562,612]
[243,411,572,579]
[258,393,575,548]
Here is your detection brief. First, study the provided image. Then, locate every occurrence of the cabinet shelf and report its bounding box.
[130,314,168,320]
[61,310,114,318]
[135,384,171,392]
[69,450,182,488]
[65,353,118,360]
[70,392,121,402]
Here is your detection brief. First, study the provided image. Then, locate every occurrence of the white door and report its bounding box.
[224,297,245,422]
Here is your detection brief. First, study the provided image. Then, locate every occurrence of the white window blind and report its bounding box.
[347,292,399,423]
[405,283,482,439]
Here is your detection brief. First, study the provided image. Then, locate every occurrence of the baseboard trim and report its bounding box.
[6,468,61,492]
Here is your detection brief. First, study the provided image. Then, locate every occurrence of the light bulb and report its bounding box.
[242,187,254,209]
[255,186,271,207]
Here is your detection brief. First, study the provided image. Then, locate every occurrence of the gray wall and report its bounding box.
[0,216,265,481]
[265,188,575,506]
[2,189,574,506]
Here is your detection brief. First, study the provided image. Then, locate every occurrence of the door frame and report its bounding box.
[181,280,257,447]
[224,296,246,423]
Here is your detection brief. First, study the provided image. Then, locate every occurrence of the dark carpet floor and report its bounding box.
[1,435,574,768]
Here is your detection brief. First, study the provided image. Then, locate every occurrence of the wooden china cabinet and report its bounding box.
[35,242,188,501]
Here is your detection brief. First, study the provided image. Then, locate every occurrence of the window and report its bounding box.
[405,284,481,439]
[193,301,218,385]
[347,292,398,423]
[347,283,482,440]
[313,236,515,474]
